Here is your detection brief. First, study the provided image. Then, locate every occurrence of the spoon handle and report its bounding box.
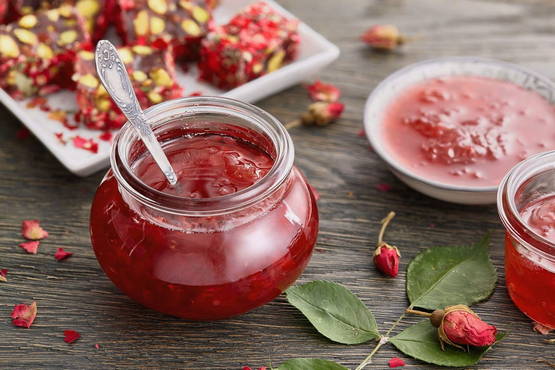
[95,40,177,185]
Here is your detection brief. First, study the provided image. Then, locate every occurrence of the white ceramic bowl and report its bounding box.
[364,57,555,205]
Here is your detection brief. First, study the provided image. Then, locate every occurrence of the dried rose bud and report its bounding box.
[373,211,400,277]
[361,25,405,51]
[307,81,341,102]
[301,101,345,126]
[374,243,400,277]
[431,305,497,349]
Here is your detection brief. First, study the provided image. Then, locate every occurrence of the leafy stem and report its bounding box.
[377,211,395,246]
[355,311,407,370]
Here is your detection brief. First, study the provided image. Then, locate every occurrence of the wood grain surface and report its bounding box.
[1,0,555,368]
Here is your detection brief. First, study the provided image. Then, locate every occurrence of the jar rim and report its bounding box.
[497,150,555,255]
[110,96,295,216]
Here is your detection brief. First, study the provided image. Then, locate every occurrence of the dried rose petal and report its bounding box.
[376,183,392,192]
[388,357,406,368]
[26,97,47,109]
[16,128,31,140]
[94,343,100,349]
[54,248,73,261]
[357,129,366,137]
[19,241,40,254]
[361,25,405,51]
[11,302,37,328]
[533,322,553,335]
[55,132,67,145]
[22,220,49,240]
[307,81,341,102]
[48,109,68,123]
[73,136,99,154]
[99,132,112,142]
[63,330,81,344]
[0,269,7,282]
[188,91,203,97]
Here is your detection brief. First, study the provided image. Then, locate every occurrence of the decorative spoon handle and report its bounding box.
[95,40,178,185]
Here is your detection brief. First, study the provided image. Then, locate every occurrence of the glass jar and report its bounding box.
[498,151,555,328]
[90,97,319,320]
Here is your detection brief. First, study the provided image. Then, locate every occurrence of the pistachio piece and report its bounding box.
[132,70,148,82]
[58,4,73,18]
[148,0,167,14]
[267,50,285,72]
[78,50,95,60]
[58,30,78,46]
[134,10,149,36]
[148,91,163,104]
[46,10,60,22]
[79,74,99,89]
[181,19,201,36]
[76,0,100,17]
[0,35,20,58]
[19,15,38,29]
[150,68,172,87]
[132,45,152,55]
[14,29,38,45]
[192,6,209,23]
[150,16,165,34]
[36,43,54,59]
[118,47,133,64]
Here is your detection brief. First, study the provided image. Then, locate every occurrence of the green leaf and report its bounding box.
[390,320,506,367]
[277,358,348,370]
[407,235,497,310]
[286,281,379,344]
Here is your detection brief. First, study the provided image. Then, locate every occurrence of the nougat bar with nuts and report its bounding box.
[197,1,299,90]
[73,45,183,130]
[8,0,116,41]
[0,5,90,99]
[116,0,215,61]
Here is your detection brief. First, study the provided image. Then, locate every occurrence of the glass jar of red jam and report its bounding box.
[498,151,555,328]
[90,97,319,320]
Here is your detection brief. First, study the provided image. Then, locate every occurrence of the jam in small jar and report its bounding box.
[90,97,319,320]
[498,151,555,328]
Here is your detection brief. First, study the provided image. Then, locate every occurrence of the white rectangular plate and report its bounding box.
[0,0,339,176]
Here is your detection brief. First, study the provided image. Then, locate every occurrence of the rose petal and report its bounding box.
[11,302,37,328]
[55,132,67,145]
[54,248,73,261]
[73,136,99,154]
[376,183,392,192]
[19,241,40,254]
[0,269,7,282]
[188,91,203,97]
[306,80,341,102]
[16,128,31,140]
[94,343,100,349]
[357,129,366,137]
[99,132,112,142]
[64,330,81,343]
[388,357,406,368]
[533,322,554,335]
[21,220,49,240]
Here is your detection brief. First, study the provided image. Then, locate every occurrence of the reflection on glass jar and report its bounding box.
[498,151,555,328]
[90,97,319,320]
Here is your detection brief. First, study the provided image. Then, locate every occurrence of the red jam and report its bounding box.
[382,76,555,186]
[90,131,318,320]
[505,194,555,328]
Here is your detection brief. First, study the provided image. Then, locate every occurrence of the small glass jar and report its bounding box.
[498,151,555,328]
[90,97,319,320]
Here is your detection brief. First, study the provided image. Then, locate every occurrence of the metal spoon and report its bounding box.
[95,40,178,186]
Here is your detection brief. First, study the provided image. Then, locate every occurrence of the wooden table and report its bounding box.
[1,0,554,368]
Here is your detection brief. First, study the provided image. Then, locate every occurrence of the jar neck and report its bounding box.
[111,97,294,216]
[498,151,555,258]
